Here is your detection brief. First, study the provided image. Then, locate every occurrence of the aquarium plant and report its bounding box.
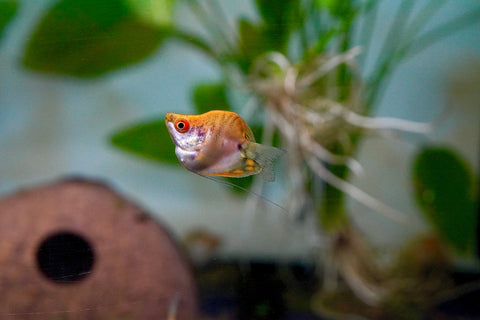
[18,0,480,318]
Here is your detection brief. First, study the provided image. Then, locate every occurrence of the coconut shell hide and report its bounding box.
[0,178,198,320]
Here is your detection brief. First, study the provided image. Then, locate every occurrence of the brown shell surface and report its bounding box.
[0,178,198,320]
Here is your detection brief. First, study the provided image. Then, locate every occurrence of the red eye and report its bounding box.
[174,119,190,133]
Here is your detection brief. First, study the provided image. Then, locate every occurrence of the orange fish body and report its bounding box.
[165,110,283,181]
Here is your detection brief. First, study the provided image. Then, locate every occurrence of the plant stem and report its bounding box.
[206,0,238,49]
[319,1,357,231]
[336,2,355,102]
[365,0,415,114]
[319,164,349,231]
[379,0,415,58]
[357,0,380,69]
[184,0,234,56]
[403,0,448,40]
[167,28,220,62]
[405,6,480,60]
[366,5,480,111]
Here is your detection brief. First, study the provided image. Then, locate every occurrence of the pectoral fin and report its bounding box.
[245,143,285,182]
[201,142,284,180]
[215,157,261,178]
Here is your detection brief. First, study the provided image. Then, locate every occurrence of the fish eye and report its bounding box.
[174,119,190,133]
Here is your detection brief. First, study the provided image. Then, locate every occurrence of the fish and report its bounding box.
[165,110,284,181]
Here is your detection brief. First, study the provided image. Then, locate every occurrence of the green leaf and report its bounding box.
[249,124,281,148]
[0,0,17,41]
[314,0,356,19]
[237,19,265,72]
[110,118,178,164]
[412,146,478,255]
[254,0,303,29]
[125,0,174,27]
[308,28,338,55]
[191,82,230,114]
[22,0,175,77]
[254,0,304,53]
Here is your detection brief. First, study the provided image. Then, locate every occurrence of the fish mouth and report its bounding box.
[165,114,178,139]
[165,119,179,145]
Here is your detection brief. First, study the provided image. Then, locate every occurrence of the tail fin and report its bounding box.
[248,143,285,182]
